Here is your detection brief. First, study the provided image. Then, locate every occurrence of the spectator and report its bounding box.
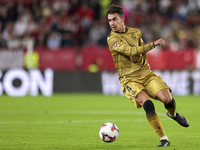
[13,15,28,37]
[22,33,35,50]
[79,2,95,30]
[0,7,9,31]
[88,17,109,46]
[68,0,80,16]
[0,32,6,47]
[0,0,199,49]
[35,31,46,48]
[2,21,14,41]
[30,0,42,23]
[46,31,62,50]
[7,32,22,49]
[90,0,101,20]
[41,0,52,17]
[5,0,18,21]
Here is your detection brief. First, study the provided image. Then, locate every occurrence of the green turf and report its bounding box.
[0,94,199,150]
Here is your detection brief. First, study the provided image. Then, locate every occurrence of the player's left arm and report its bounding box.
[107,36,155,56]
[154,38,165,47]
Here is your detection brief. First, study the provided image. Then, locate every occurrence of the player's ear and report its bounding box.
[121,15,125,22]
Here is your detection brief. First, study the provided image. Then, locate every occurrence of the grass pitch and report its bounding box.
[0,94,199,150]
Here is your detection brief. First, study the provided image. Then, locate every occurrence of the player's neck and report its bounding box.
[117,25,127,33]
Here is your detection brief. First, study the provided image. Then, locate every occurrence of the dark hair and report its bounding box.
[107,4,124,17]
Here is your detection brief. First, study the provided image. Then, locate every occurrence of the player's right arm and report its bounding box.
[107,36,155,56]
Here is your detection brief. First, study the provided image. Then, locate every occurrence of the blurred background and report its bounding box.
[0,0,200,96]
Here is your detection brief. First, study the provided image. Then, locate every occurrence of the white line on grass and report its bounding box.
[0,110,166,116]
[0,118,169,125]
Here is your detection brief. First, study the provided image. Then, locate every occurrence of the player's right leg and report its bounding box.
[136,91,170,147]
[156,89,189,127]
[143,72,189,128]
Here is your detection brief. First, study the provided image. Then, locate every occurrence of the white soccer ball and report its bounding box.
[99,122,119,142]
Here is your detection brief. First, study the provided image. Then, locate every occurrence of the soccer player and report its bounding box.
[107,4,189,147]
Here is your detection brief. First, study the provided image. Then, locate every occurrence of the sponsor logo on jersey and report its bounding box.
[113,42,119,49]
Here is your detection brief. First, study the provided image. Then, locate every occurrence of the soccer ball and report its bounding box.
[99,122,119,142]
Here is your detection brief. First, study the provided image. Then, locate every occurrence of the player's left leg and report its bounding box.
[156,89,189,127]
[136,91,170,147]
[155,89,176,117]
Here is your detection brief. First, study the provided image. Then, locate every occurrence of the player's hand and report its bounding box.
[154,38,165,48]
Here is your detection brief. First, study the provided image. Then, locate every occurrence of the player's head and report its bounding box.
[107,4,125,32]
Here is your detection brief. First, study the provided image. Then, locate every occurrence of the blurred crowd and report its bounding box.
[0,0,200,51]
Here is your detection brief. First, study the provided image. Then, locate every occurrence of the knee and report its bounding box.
[136,91,151,106]
[160,96,172,104]
[135,97,146,106]
[157,89,172,104]
[137,99,148,107]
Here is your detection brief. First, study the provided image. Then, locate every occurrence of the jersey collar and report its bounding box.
[113,27,128,34]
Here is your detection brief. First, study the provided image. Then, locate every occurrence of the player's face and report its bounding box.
[108,13,125,32]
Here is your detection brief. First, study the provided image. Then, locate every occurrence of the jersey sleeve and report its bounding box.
[139,37,147,58]
[107,34,155,56]
[139,38,145,46]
